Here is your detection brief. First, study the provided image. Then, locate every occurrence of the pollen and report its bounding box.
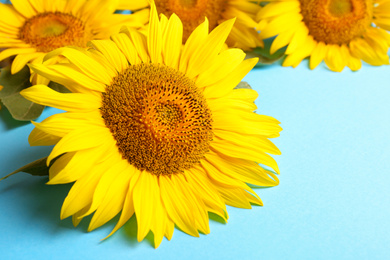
[300,0,372,45]
[101,63,213,176]
[19,12,90,52]
[155,0,227,42]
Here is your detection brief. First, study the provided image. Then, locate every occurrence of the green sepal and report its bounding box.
[246,39,286,66]
[235,81,252,89]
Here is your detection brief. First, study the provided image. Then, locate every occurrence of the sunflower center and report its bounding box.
[101,63,213,176]
[300,0,372,44]
[19,12,90,52]
[155,103,182,127]
[328,0,352,16]
[155,0,227,42]
[180,0,197,7]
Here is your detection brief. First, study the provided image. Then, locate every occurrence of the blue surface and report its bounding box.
[1,60,390,259]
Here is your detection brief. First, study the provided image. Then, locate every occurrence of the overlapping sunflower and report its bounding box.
[0,0,148,84]
[119,0,264,50]
[257,0,390,71]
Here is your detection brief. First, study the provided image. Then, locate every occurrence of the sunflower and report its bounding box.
[20,3,281,248]
[257,0,390,72]
[119,0,263,50]
[0,0,149,84]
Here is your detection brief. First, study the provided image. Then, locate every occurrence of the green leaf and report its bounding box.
[0,65,44,121]
[0,157,50,181]
[245,38,286,66]
[235,81,252,89]
[0,155,63,181]
[0,66,30,97]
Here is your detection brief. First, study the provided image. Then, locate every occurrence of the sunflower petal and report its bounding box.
[21,85,101,111]
[160,175,199,237]
[88,162,132,231]
[44,47,114,84]
[147,2,163,64]
[47,126,109,165]
[133,171,160,242]
[104,167,140,239]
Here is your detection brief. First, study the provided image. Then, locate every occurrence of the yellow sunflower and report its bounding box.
[119,0,263,50]
[20,3,281,248]
[257,0,390,71]
[0,0,149,84]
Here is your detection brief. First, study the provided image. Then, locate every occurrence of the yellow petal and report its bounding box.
[196,48,245,88]
[10,0,37,18]
[11,52,43,74]
[228,24,263,50]
[47,152,75,182]
[203,58,258,99]
[44,47,114,85]
[162,14,183,70]
[214,128,281,155]
[31,111,104,138]
[210,137,280,174]
[28,127,61,146]
[88,40,128,73]
[88,162,132,231]
[121,27,150,63]
[270,29,295,54]
[0,4,26,27]
[179,18,209,74]
[346,49,362,71]
[164,218,175,241]
[201,159,261,202]
[350,38,390,65]
[78,153,128,219]
[48,140,114,185]
[260,12,302,39]
[147,2,163,64]
[0,48,37,63]
[324,44,347,72]
[150,185,167,248]
[186,18,236,79]
[212,109,282,137]
[47,63,106,92]
[60,161,110,219]
[256,1,300,20]
[160,175,199,237]
[104,167,140,239]
[285,21,309,55]
[185,166,227,221]
[29,64,82,93]
[21,85,101,111]
[72,206,90,227]
[111,33,141,65]
[309,41,326,70]
[47,126,110,165]
[26,0,45,13]
[205,151,279,187]
[133,171,160,242]
[208,93,257,113]
[283,35,315,68]
[215,185,257,209]
[117,0,149,10]
[223,88,259,103]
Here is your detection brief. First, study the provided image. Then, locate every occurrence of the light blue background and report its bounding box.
[2,0,389,258]
[1,59,389,259]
